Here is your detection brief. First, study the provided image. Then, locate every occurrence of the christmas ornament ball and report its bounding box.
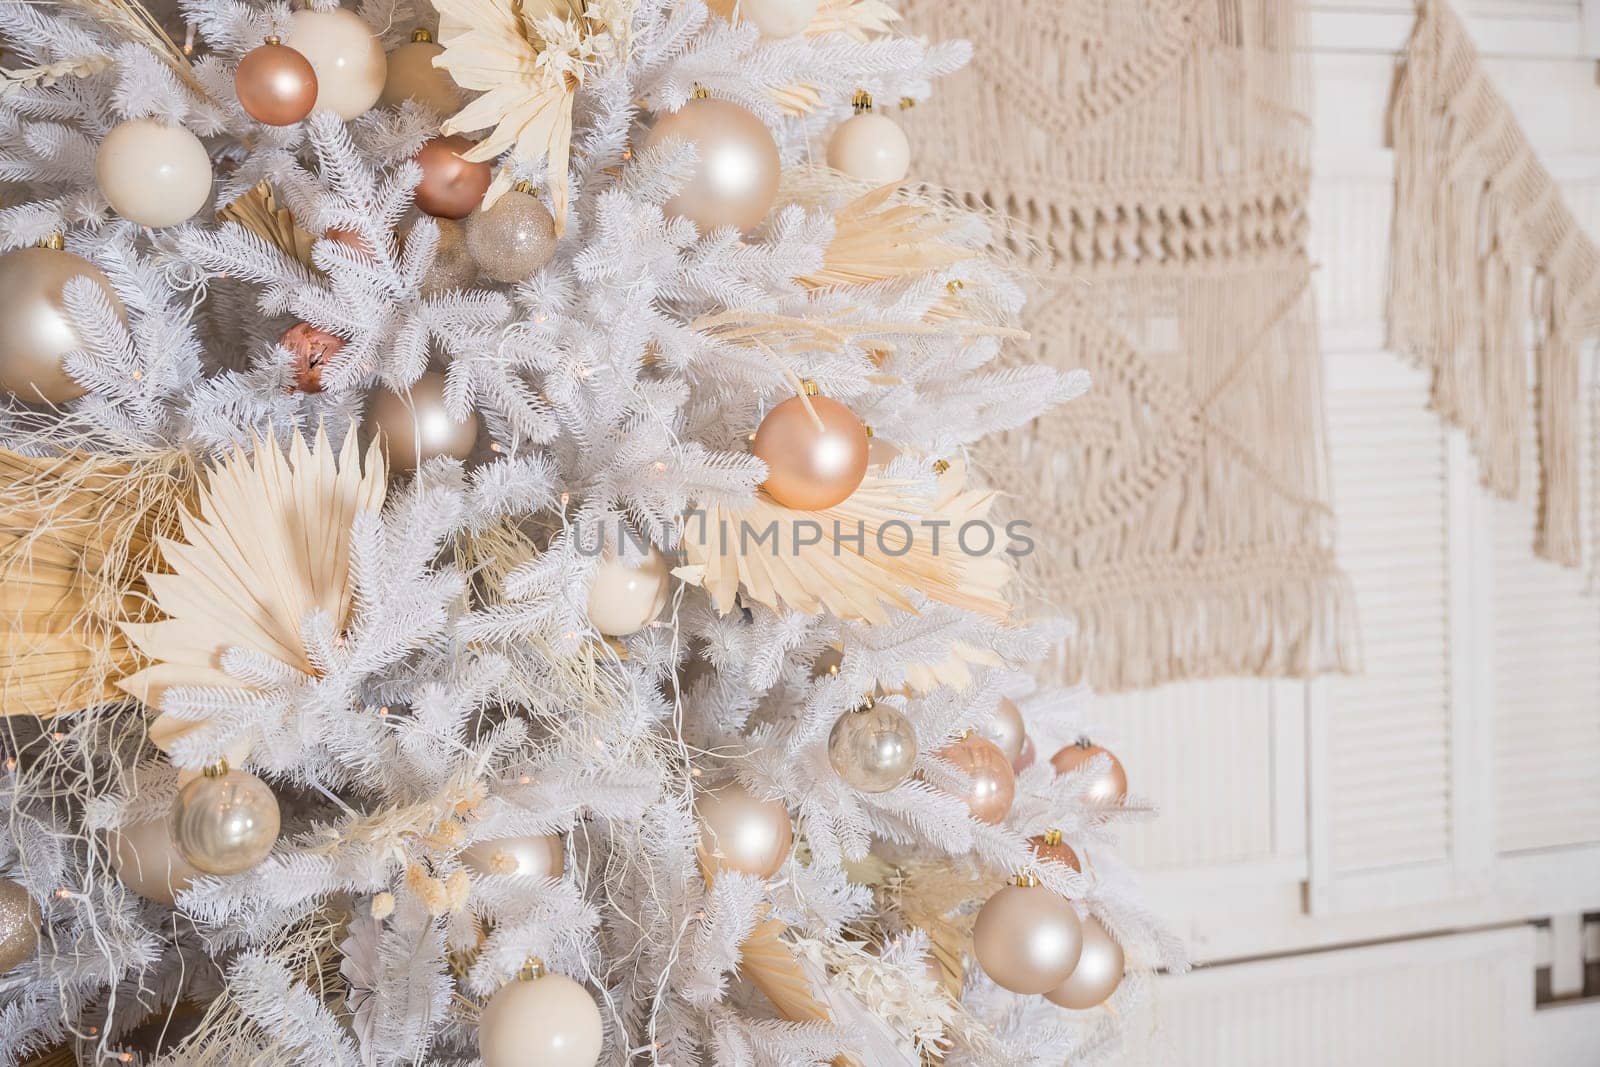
[586,547,672,637]
[460,833,566,880]
[379,30,460,114]
[645,98,780,233]
[828,699,918,793]
[0,878,39,973]
[695,782,792,879]
[234,38,318,126]
[279,321,344,394]
[286,8,387,120]
[169,766,281,876]
[1029,828,1080,872]
[0,244,123,404]
[366,370,479,472]
[466,188,558,282]
[110,818,200,905]
[935,732,1015,824]
[414,135,493,220]
[1013,732,1036,773]
[1045,916,1124,1010]
[826,111,911,184]
[1050,738,1128,804]
[978,697,1026,764]
[740,0,818,36]
[972,882,1083,995]
[95,119,213,227]
[409,218,478,293]
[752,390,869,511]
[478,969,603,1067]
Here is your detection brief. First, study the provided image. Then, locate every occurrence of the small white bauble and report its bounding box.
[586,546,671,637]
[286,8,387,120]
[109,818,200,906]
[740,0,818,37]
[479,969,603,1067]
[95,119,213,227]
[826,112,911,185]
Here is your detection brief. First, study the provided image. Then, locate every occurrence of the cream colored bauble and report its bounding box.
[478,969,603,1067]
[695,782,792,879]
[826,111,911,184]
[459,833,566,879]
[740,0,818,37]
[95,119,213,227]
[286,8,387,120]
[586,547,671,637]
[971,882,1083,995]
[379,29,461,114]
[109,818,200,906]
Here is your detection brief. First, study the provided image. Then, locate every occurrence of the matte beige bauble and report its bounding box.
[826,111,911,184]
[234,38,318,126]
[972,882,1083,995]
[586,547,672,637]
[286,8,387,120]
[739,0,818,36]
[934,732,1015,824]
[0,244,123,404]
[110,818,200,905]
[95,119,213,227]
[978,697,1026,765]
[0,878,39,973]
[365,370,479,473]
[460,833,566,880]
[379,30,461,115]
[644,97,780,233]
[169,766,281,876]
[1045,916,1124,1010]
[466,188,558,282]
[479,968,603,1067]
[695,782,792,879]
[827,698,917,793]
[1049,738,1128,804]
[752,388,869,511]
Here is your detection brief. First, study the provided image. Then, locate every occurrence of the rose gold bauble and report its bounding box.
[479,970,603,1067]
[695,783,792,879]
[752,393,869,511]
[459,833,566,879]
[586,547,672,637]
[278,321,345,393]
[1029,828,1080,872]
[366,370,479,472]
[644,98,780,233]
[414,135,492,220]
[95,119,213,227]
[110,818,200,905]
[324,227,376,256]
[1050,738,1128,804]
[379,30,461,114]
[1045,916,1123,1010]
[0,245,124,404]
[286,8,387,120]
[826,111,911,184]
[971,882,1083,995]
[935,733,1015,824]
[0,878,39,974]
[234,39,318,126]
[1013,733,1036,773]
[978,697,1026,764]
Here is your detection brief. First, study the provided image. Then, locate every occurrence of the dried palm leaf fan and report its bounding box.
[800,183,969,291]
[216,182,320,269]
[0,447,197,718]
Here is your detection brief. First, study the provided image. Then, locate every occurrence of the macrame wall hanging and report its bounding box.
[1390,0,1600,572]
[899,0,1358,690]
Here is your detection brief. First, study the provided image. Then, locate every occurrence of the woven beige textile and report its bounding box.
[899,0,1358,690]
[1390,0,1600,570]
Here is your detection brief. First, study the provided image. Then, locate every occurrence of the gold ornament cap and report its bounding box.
[410,26,434,42]
[517,957,547,981]
[800,378,820,397]
[37,234,66,251]
[851,89,873,113]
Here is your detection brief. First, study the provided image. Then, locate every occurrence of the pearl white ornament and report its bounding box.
[95,119,213,227]
[479,969,603,1067]
[286,8,387,120]
[169,766,281,876]
[827,111,911,185]
[586,547,671,637]
[460,833,566,879]
[739,0,818,36]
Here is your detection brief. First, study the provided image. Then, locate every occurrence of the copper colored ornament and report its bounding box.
[324,227,377,256]
[365,370,479,472]
[695,782,792,879]
[279,321,345,393]
[644,97,780,233]
[935,732,1015,824]
[234,38,318,126]
[1029,828,1080,872]
[972,881,1082,995]
[0,878,39,973]
[460,833,566,880]
[1045,916,1124,1009]
[413,135,492,220]
[0,243,124,404]
[1050,738,1128,804]
[978,696,1026,764]
[379,29,460,115]
[752,386,869,511]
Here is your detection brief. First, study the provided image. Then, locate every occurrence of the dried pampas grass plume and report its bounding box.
[801,184,968,291]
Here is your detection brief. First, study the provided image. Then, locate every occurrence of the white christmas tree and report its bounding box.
[0,0,1184,1063]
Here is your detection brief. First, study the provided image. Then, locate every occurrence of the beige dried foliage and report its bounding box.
[738,917,833,1023]
[216,182,320,269]
[801,184,970,291]
[57,0,212,102]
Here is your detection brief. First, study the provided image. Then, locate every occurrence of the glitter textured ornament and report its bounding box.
[411,218,477,293]
[972,880,1083,995]
[95,119,213,227]
[1029,828,1080,873]
[751,384,869,511]
[0,242,123,404]
[460,833,566,879]
[379,28,460,115]
[644,97,780,233]
[827,697,917,793]
[233,38,318,126]
[110,818,200,905]
[696,782,792,879]
[1050,738,1128,804]
[978,696,1026,764]
[278,322,344,393]
[169,764,281,876]
[0,878,39,973]
[465,185,558,282]
[586,547,672,637]
[366,370,479,472]
[934,732,1014,824]
[738,0,818,36]
[1045,916,1123,1009]
[286,8,387,120]
[479,962,603,1067]
[414,135,493,220]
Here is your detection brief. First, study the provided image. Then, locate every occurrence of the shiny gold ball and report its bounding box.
[365,370,479,473]
[644,98,780,233]
[978,697,1026,765]
[379,38,460,115]
[1045,915,1124,1010]
[0,245,125,404]
[695,782,792,879]
[0,878,39,973]
[972,883,1083,995]
[466,189,558,283]
[459,833,566,880]
[169,767,281,876]
[827,700,917,793]
[752,393,869,511]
